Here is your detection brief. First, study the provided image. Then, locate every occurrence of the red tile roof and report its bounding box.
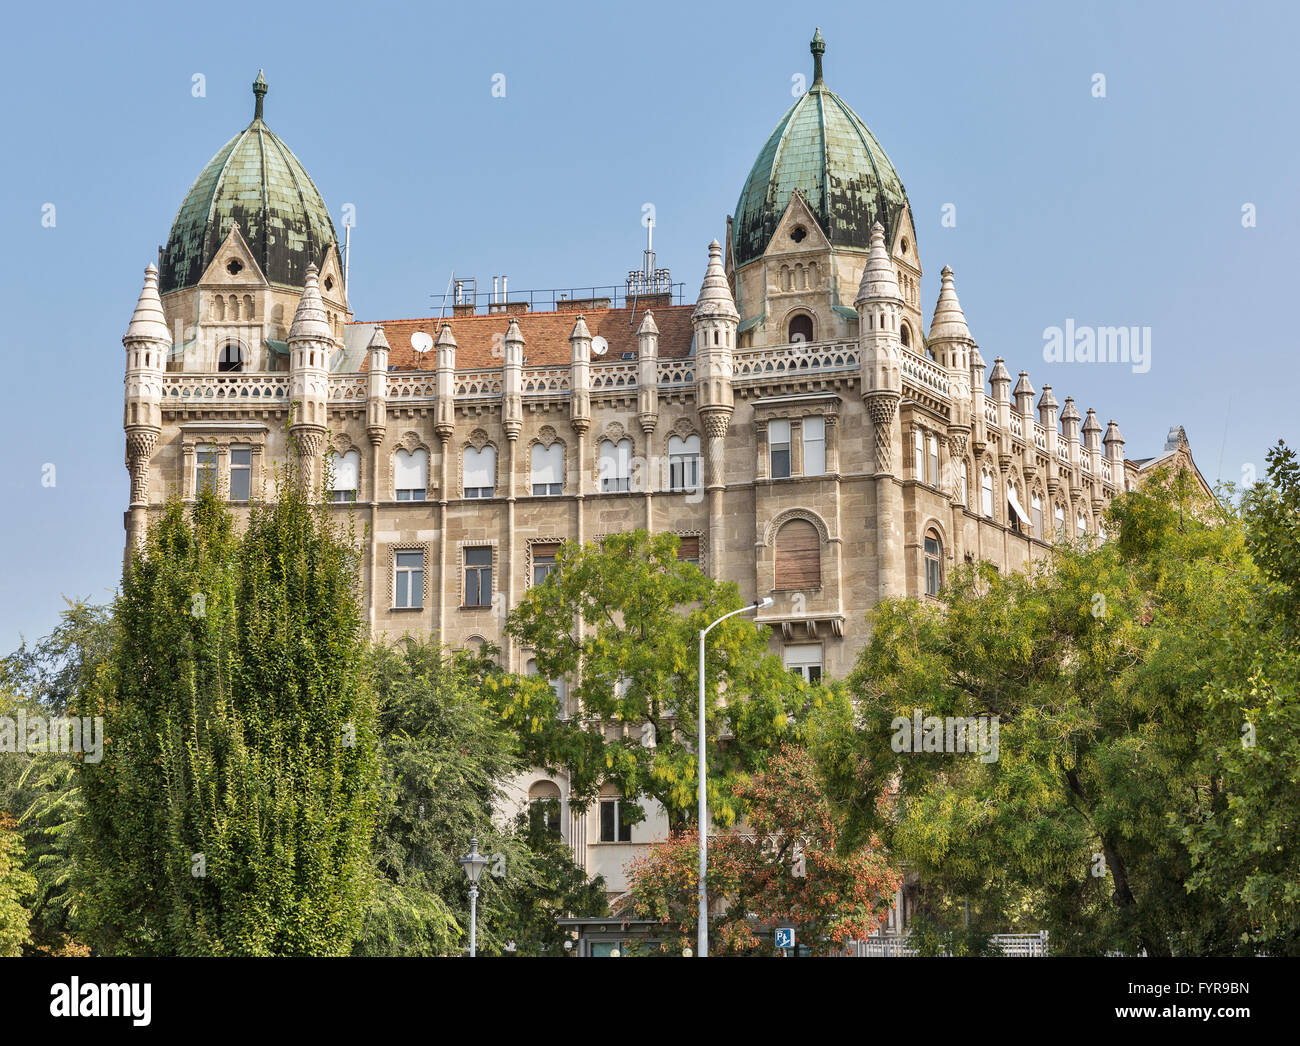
[351,304,697,371]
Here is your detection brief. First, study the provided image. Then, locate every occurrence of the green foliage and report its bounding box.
[357,637,605,957]
[819,463,1268,955]
[498,531,810,829]
[1181,442,1300,954]
[78,468,381,956]
[0,814,35,956]
[627,744,898,955]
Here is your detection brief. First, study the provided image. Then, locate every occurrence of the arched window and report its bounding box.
[1054,502,1066,538]
[928,434,939,486]
[900,323,911,348]
[531,442,563,496]
[914,429,925,481]
[960,461,969,504]
[980,469,995,519]
[330,450,359,503]
[775,518,821,590]
[1031,493,1044,539]
[395,448,428,501]
[788,314,814,344]
[464,445,496,498]
[599,439,632,492]
[668,434,701,491]
[1076,510,1088,537]
[218,343,243,372]
[527,779,563,840]
[924,529,943,597]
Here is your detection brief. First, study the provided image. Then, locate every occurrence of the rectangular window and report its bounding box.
[928,434,939,488]
[676,536,700,566]
[464,446,495,499]
[803,416,825,476]
[598,798,632,843]
[394,550,424,609]
[229,445,251,502]
[195,445,217,497]
[464,547,493,607]
[783,643,823,684]
[769,420,791,479]
[914,429,926,482]
[532,542,559,586]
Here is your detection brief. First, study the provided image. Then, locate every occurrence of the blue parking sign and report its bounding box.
[775,927,795,949]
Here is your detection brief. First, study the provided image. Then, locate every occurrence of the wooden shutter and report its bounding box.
[776,519,821,589]
[676,536,700,562]
[532,542,560,561]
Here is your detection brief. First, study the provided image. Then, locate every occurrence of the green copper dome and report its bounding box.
[158,72,338,295]
[732,31,909,268]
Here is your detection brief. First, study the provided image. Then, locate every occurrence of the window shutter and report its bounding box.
[465,447,494,489]
[532,542,560,561]
[676,536,700,562]
[776,519,821,589]
[333,450,359,490]
[395,449,427,490]
[532,443,562,486]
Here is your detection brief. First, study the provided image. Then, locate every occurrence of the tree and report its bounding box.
[626,744,899,955]
[818,465,1263,955]
[0,814,35,956]
[1,600,112,955]
[357,637,605,957]
[1181,442,1300,954]
[496,531,809,831]
[78,470,381,956]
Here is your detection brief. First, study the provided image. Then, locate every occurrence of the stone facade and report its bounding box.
[121,45,1209,897]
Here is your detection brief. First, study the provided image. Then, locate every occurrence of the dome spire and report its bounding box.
[253,69,267,121]
[811,27,826,84]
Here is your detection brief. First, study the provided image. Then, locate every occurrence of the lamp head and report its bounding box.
[459,836,491,884]
[757,597,775,609]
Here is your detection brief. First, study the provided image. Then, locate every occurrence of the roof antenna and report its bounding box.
[438,270,455,322]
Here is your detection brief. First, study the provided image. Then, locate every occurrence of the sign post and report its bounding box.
[775,927,795,956]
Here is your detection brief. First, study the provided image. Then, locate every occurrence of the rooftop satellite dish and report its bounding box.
[591,335,609,358]
[410,331,434,354]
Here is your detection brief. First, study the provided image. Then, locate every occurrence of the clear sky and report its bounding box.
[1,0,1296,650]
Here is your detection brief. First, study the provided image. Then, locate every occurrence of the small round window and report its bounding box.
[790,225,807,243]
[900,237,909,254]
[226,258,243,275]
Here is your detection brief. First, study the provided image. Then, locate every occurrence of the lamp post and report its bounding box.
[697,596,774,958]
[459,836,490,957]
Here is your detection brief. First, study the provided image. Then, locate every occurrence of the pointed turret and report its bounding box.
[927,265,971,344]
[503,318,525,440]
[289,264,331,342]
[637,311,660,436]
[693,240,739,323]
[1037,384,1059,430]
[125,263,172,347]
[435,324,457,438]
[856,222,901,305]
[1104,420,1125,465]
[366,326,390,443]
[123,264,169,538]
[569,315,592,433]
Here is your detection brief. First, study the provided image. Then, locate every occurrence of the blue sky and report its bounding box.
[1,0,1296,650]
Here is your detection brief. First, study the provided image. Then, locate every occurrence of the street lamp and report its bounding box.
[459,836,490,957]
[697,596,774,958]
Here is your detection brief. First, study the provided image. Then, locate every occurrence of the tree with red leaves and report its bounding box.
[625,744,899,955]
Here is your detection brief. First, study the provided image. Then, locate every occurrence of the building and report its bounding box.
[121,36,1208,898]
